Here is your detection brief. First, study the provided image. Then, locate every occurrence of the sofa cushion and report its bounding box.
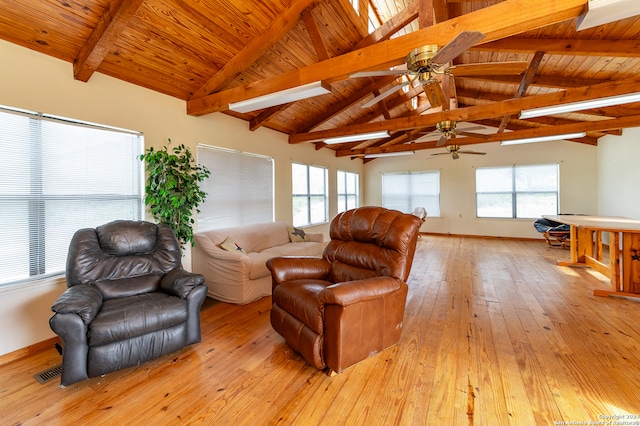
[288,226,310,242]
[89,292,187,346]
[220,236,247,254]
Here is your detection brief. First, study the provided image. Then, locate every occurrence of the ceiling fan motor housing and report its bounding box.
[406,45,439,72]
[437,120,457,135]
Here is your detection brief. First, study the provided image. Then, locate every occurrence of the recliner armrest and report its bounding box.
[320,276,402,307]
[160,268,206,298]
[267,257,331,285]
[51,285,103,325]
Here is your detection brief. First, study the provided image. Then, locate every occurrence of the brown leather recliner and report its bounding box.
[267,206,424,374]
[49,220,208,386]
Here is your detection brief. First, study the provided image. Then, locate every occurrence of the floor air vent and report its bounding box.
[34,364,62,384]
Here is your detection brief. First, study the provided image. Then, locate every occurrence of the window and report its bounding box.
[292,163,327,227]
[382,171,440,216]
[0,105,144,287]
[476,164,559,218]
[197,145,274,230]
[337,170,359,213]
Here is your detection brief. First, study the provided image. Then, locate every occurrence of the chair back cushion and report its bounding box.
[324,206,423,283]
[65,220,182,298]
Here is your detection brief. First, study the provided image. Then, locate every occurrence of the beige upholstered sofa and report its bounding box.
[192,221,324,304]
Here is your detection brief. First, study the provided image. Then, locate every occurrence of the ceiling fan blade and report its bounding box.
[422,80,447,108]
[430,152,451,156]
[449,61,529,76]
[350,70,409,78]
[361,82,410,108]
[454,125,485,132]
[436,134,448,147]
[458,151,487,155]
[414,132,440,142]
[430,31,486,66]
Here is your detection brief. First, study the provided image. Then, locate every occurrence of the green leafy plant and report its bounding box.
[139,139,211,251]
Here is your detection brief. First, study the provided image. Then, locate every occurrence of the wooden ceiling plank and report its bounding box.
[497,51,545,132]
[73,0,145,82]
[474,38,640,58]
[290,76,640,143]
[189,0,322,100]
[187,0,588,116]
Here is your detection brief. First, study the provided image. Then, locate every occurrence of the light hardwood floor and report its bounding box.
[2,235,640,425]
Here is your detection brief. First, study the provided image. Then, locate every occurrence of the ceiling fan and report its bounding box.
[431,144,487,160]
[415,120,489,147]
[351,31,528,109]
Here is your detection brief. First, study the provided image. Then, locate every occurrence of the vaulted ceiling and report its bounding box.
[2,0,640,160]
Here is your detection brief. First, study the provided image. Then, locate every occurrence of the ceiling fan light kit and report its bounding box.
[228,81,331,113]
[324,130,390,144]
[500,132,587,145]
[519,92,640,119]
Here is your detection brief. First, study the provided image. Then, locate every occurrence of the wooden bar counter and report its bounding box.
[543,214,640,298]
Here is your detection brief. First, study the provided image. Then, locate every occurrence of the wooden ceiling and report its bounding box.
[2,0,640,159]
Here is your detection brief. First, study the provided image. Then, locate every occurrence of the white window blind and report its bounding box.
[0,106,144,287]
[197,145,274,230]
[382,171,440,216]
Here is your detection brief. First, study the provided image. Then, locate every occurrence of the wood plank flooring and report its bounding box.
[2,235,640,425]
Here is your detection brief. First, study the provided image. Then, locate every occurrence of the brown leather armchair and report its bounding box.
[267,206,424,374]
[49,220,207,386]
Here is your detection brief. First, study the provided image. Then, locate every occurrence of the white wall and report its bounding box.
[597,127,640,219]
[0,40,362,356]
[364,139,599,239]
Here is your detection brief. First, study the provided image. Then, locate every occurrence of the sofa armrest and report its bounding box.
[320,276,402,307]
[51,285,103,325]
[267,257,331,286]
[160,268,206,299]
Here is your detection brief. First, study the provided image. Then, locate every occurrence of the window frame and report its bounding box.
[337,170,359,214]
[0,105,144,288]
[475,164,560,219]
[292,162,328,227]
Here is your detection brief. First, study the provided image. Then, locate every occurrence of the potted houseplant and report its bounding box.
[140,139,210,251]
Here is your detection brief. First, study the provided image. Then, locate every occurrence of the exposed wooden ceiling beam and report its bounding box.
[473,38,640,57]
[497,51,545,132]
[189,0,322,99]
[302,8,330,61]
[456,74,604,89]
[338,114,640,157]
[73,0,145,82]
[187,0,587,116]
[290,77,640,143]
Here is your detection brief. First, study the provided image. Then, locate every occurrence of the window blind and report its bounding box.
[0,106,144,287]
[382,171,440,216]
[197,145,274,230]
